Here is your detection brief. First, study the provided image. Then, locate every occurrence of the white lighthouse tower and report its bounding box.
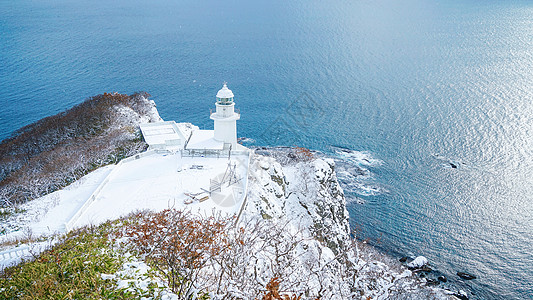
[210,83,240,149]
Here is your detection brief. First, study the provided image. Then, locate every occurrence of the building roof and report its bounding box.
[216,83,234,99]
[186,130,224,150]
[140,121,185,149]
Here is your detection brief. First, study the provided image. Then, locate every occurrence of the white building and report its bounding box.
[139,121,186,151]
[140,83,247,154]
[211,83,240,149]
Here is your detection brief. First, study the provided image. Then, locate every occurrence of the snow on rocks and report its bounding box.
[408,256,429,269]
[100,252,179,300]
[239,150,450,299]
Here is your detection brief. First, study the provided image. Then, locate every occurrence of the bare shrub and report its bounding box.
[117,210,434,299]
[294,147,315,162]
[120,209,233,298]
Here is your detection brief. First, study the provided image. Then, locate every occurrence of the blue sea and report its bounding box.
[1,0,532,298]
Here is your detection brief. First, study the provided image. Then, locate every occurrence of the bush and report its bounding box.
[120,209,233,298]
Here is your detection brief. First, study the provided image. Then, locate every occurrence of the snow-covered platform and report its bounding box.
[70,151,250,229]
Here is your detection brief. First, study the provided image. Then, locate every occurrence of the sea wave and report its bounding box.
[327,146,386,197]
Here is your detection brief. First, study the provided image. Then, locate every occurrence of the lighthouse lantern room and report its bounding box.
[210,83,240,149]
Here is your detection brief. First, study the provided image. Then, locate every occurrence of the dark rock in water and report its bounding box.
[457,272,477,280]
[355,166,368,176]
[438,275,447,282]
[426,278,440,286]
[450,162,458,169]
[419,266,433,272]
[453,292,469,300]
[399,256,409,263]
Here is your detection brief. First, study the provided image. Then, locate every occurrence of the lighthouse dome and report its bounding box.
[216,83,234,99]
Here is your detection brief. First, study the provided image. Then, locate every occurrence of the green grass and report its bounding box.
[0,219,150,300]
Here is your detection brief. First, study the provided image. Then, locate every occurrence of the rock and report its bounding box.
[259,160,270,170]
[438,275,447,282]
[453,290,469,300]
[407,256,428,269]
[419,266,433,272]
[399,256,409,263]
[426,278,440,286]
[457,272,477,280]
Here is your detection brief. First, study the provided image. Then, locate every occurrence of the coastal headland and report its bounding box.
[0,92,455,299]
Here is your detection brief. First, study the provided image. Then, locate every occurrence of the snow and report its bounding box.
[101,252,179,300]
[175,123,197,141]
[0,143,449,299]
[216,83,234,99]
[72,151,249,228]
[140,122,185,149]
[0,165,113,241]
[0,150,250,269]
[235,152,450,299]
[407,256,429,269]
[186,130,224,150]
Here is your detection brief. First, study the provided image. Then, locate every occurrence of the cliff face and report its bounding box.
[0,93,450,298]
[240,149,448,299]
[245,152,350,253]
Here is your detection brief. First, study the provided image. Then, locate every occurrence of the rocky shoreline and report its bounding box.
[255,146,479,299]
[248,146,457,299]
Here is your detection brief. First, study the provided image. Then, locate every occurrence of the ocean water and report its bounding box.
[1,0,532,298]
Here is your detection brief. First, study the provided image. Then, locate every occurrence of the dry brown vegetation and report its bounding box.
[0,92,156,206]
[118,209,343,299]
[120,209,233,298]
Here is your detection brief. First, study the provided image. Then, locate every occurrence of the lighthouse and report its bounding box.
[210,83,240,149]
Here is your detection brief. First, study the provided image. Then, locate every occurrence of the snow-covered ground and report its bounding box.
[0,150,250,269]
[72,152,249,228]
[0,146,454,299]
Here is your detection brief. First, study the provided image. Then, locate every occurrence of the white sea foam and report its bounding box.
[330,146,385,197]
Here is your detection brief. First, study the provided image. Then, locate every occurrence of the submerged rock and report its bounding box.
[418,265,433,272]
[457,272,477,280]
[426,278,440,286]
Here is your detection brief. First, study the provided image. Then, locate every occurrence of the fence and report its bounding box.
[235,150,253,224]
[0,245,30,261]
[181,149,231,159]
[63,149,162,231]
[1,148,254,264]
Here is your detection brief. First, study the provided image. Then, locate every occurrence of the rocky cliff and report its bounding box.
[239,147,449,299]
